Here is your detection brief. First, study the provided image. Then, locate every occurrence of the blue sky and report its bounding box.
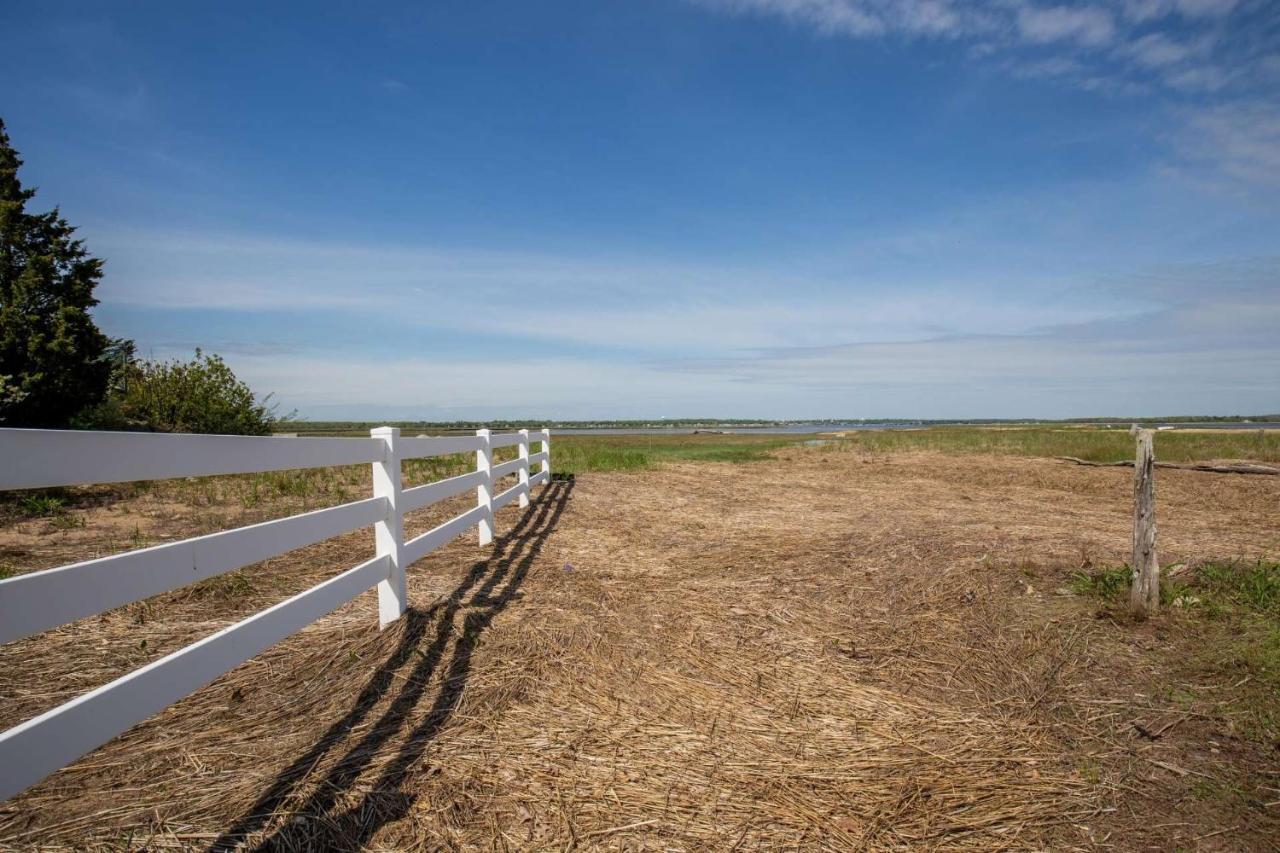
[2,0,1277,419]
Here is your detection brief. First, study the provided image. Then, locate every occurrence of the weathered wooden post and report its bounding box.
[1129,425,1159,617]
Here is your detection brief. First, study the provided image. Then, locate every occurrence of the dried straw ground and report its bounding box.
[1,445,1278,851]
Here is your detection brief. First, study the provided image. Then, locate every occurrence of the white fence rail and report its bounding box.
[0,425,551,802]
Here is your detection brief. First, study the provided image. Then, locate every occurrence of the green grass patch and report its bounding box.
[1073,559,1280,744]
[1071,560,1280,614]
[1191,560,1280,616]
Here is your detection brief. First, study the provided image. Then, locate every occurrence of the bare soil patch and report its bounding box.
[1,446,1277,850]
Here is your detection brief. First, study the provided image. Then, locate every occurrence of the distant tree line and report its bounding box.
[0,118,279,435]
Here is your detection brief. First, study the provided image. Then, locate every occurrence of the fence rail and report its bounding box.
[0,425,551,802]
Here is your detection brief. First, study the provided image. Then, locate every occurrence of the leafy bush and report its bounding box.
[107,349,281,436]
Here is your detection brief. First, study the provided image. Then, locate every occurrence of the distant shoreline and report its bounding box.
[281,417,1280,436]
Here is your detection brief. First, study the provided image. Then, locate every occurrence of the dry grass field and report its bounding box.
[1,436,1278,850]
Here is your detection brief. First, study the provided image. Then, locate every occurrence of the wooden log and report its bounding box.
[1130,428,1160,617]
[1056,457,1279,476]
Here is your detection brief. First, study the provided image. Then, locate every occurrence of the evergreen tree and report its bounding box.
[0,117,114,427]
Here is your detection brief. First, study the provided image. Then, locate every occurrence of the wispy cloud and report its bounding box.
[89,223,1164,354]
[1016,4,1116,47]
[1120,32,1202,68]
[1167,99,1280,189]
[650,285,1280,417]
[688,0,1267,97]
[221,290,1279,419]
[1121,0,1239,21]
[690,0,1279,197]
[92,221,1280,418]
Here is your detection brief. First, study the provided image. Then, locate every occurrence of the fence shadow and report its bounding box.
[211,480,573,852]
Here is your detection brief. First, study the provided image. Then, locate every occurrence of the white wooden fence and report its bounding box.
[0,426,551,802]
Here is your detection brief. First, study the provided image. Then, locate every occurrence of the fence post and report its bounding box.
[1129,426,1159,617]
[541,428,551,481]
[476,428,494,546]
[518,428,531,508]
[371,426,405,628]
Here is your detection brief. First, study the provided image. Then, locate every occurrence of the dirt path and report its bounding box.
[1,447,1277,850]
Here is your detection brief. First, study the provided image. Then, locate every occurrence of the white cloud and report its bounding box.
[92,226,1152,355]
[95,220,1280,419]
[225,352,796,420]
[224,294,1280,419]
[1016,5,1115,47]
[652,293,1280,416]
[689,0,1262,98]
[1121,0,1238,21]
[1163,64,1233,91]
[1170,100,1280,188]
[689,0,1017,40]
[1121,32,1196,68]
[696,0,886,36]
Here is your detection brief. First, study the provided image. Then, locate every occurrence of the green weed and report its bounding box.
[46,513,85,531]
[1070,565,1132,600]
[18,493,67,517]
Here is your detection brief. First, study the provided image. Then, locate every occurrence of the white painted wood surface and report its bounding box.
[0,425,551,802]
[475,429,494,546]
[371,427,406,628]
[401,469,486,513]
[488,432,525,449]
[0,429,383,490]
[541,429,551,479]
[518,429,531,509]
[398,434,484,459]
[0,554,390,803]
[493,480,530,511]
[0,496,386,645]
[403,504,490,564]
[491,457,524,480]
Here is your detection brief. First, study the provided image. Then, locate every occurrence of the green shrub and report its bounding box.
[107,349,281,436]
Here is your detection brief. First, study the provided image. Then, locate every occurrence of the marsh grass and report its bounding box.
[839,425,1280,463]
[5,427,1269,519]
[276,424,1277,472]
[548,434,800,474]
